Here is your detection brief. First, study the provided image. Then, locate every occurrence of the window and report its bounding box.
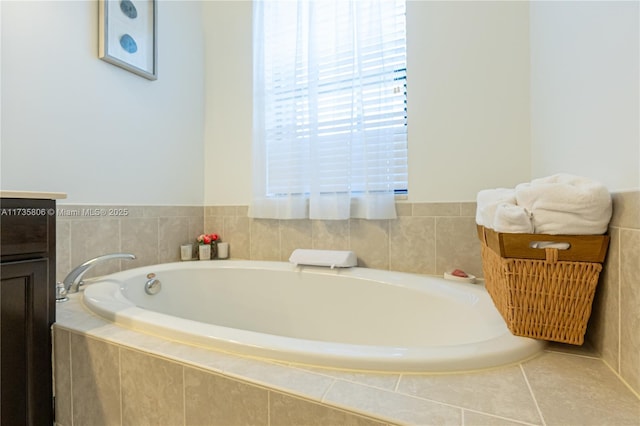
[250,0,407,220]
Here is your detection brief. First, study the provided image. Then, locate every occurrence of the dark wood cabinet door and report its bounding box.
[1,259,53,426]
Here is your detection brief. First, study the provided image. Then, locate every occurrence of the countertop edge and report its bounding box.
[1,190,67,200]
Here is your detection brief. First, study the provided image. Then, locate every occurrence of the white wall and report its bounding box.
[1,0,205,205]
[203,0,253,206]
[530,1,640,192]
[406,1,531,201]
[6,1,634,206]
[203,0,532,204]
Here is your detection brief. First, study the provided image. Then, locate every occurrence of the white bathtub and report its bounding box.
[82,260,544,372]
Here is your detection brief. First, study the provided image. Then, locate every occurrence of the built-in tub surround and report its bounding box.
[81,260,543,372]
[56,202,481,282]
[203,197,640,395]
[587,190,640,395]
[55,295,640,426]
[55,205,204,283]
[204,202,482,276]
[55,196,640,393]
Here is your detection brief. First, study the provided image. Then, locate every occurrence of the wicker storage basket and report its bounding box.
[478,225,609,345]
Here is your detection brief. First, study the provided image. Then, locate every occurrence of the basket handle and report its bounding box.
[543,247,558,263]
[529,241,571,250]
[528,241,570,263]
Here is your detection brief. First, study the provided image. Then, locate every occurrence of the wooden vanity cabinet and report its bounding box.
[1,197,56,426]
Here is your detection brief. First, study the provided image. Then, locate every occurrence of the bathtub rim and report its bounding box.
[81,260,546,372]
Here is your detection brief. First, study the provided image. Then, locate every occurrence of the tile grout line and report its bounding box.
[182,367,186,426]
[267,390,271,426]
[119,347,123,426]
[433,216,438,273]
[387,218,391,270]
[519,364,546,426]
[617,228,622,374]
[289,360,540,418]
[394,374,402,392]
[462,406,541,426]
[320,379,337,402]
[68,331,74,426]
[600,357,640,401]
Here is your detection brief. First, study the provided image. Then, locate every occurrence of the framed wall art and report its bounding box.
[99,0,157,80]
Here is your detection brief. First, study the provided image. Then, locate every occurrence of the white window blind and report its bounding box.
[250,0,407,220]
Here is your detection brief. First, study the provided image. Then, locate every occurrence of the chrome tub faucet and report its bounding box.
[63,253,136,294]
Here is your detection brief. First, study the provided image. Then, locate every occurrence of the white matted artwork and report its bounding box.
[99,0,157,80]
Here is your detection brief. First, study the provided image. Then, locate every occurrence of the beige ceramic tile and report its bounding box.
[312,219,350,250]
[349,219,390,269]
[460,202,477,217]
[435,216,483,277]
[70,218,121,278]
[610,191,640,229]
[224,215,251,259]
[184,367,268,425]
[152,340,243,374]
[204,215,224,238]
[270,391,388,426]
[56,220,71,282]
[55,295,639,426]
[223,357,335,400]
[545,342,599,359]
[279,219,313,261]
[120,217,159,268]
[223,205,238,216]
[53,328,72,426]
[206,205,236,217]
[324,380,462,425]
[204,206,218,217]
[236,205,249,217]
[619,228,640,394]
[250,218,280,260]
[522,352,640,426]
[295,365,401,391]
[55,301,112,334]
[463,410,533,426]
[142,205,184,218]
[183,206,205,217]
[158,216,191,263]
[586,227,620,371]
[54,205,79,221]
[55,205,105,221]
[412,202,461,217]
[398,366,541,424]
[188,215,205,242]
[70,333,121,426]
[107,205,144,218]
[395,202,413,216]
[389,216,436,274]
[120,348,184,426]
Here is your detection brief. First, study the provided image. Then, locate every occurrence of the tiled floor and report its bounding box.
[56,295,640,426]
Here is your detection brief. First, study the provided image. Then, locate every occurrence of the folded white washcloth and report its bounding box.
[492,203,534,233]
[515,173,612,235]
[476,188,516,227]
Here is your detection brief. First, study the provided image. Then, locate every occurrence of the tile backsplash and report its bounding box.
[56,202,482,280]
[55,194,639,395]
[56,205,204,282]
[587,190,640,395]
[203,202,482,277]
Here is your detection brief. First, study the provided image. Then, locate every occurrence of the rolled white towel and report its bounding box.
[476,188,516,227]
[492,203,534,233]
[515,173,612,235]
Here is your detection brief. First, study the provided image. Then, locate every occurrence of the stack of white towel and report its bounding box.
[476,174,612,235]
